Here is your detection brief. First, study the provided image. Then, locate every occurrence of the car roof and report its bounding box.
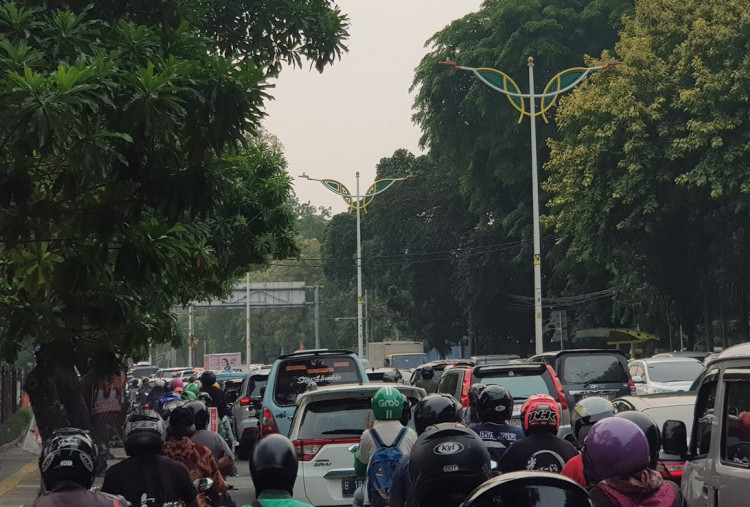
[536,349,627,358]
[713,342,750,360]
[277,348,355,359]
[295,383,426,404]
[633,357,703,364]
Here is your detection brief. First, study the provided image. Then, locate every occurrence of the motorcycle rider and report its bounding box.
[469,384,524,462]
[248,433,313,507]
[414,365,438,393]
[185,399,238,476]
[497,394,578,473]
[462,383,485,425]
[561,396,615,486]
[31,428,128,507]
[198,370,236,446]
[102,408,198,507]
[583,417,684,507]
[409,422,493,507]
[390,393,464,507]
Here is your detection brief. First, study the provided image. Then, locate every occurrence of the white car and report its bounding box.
[288,383,426,506]
[628,357,704,395]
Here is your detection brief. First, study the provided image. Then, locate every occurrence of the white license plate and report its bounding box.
[341,478,364,497]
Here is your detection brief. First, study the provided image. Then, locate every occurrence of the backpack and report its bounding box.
[366,427,408,507]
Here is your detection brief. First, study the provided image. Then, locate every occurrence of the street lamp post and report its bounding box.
[300,172,416,359]
[441,57,620,355]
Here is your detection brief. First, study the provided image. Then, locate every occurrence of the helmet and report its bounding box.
[739,411,750,441]
[124,409,166,456]
[161,398,187,421]
[170,377,184,390]
[39,428,97,490]
[371,386,404,420]
[181,390,196,401]
[520,394,560,435]
[571,396,614,444]
[615,411,661,469]
[199,370,216,387]
[250,434,298,494]
[198,391,213,405]
[460,471,591,507]
[400,395,412,426]
[582,417,650,483]
[477,385,513,424]
[420,365,435,380]
[184,400,210,430]
[382,369,402,383]
[185,383,201,396]
[468,383,486,407]
[409,423,492,506]
[413,393,463,435]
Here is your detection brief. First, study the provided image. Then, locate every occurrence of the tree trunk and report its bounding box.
[704,292,715,352]
[740,291,749,343]
[24,365,91,442]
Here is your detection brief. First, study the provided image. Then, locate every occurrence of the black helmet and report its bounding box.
[199,370,216,387]
[124,409,166,456]
[382,369,402,383]
[400,395,412,426]
[421,365,435,380]
[459,470,592,507]
[615,411,661,469]
[161,398,187,421]
[39,428,97,490]
[477,385,513,424]
[250,434,298,494]
[413,393,463,435]
[197,391,213,405]
[410,422,492,507]
[184,400,210,430]
[468,383,486,407]
[570,397,614,445]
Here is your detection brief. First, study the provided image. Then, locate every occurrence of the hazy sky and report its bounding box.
[261,1,483,213]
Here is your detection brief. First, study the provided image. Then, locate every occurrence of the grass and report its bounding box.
[0,406,33,446]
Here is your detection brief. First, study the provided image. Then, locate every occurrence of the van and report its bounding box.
[662,342,750,506]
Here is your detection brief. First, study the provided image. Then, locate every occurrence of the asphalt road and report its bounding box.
[0,443,257,506]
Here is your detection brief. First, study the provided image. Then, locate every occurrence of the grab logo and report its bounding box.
[378,399,401,408]
[433,442,464,455]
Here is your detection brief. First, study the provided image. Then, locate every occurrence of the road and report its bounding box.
[0,443,256,506]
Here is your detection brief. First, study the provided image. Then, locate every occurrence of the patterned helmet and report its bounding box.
[520,394,560,435]
[39,428,97,490]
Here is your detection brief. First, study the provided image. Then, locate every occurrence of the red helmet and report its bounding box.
[520,394,560,435]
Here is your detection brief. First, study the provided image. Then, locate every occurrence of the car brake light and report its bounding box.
[656,460,685,483]
[260,407,279,436]
[547,365,567,410]
[240,397,251,405]
[293,438,360,461]
[629,378,636,396]
[460,370,472,407]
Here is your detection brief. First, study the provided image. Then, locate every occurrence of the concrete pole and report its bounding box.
[314,285,321,349]
[246,272,251,366]
[188,304,194,367]
[356,172,364,359]
[528,57,544,355]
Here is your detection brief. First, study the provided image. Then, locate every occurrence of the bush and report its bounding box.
[0,406,33,446]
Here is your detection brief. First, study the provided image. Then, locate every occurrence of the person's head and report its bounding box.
[420,365,435,380]
[410,422,493,507]
[468,383,486,408]
[161,397,186,421]
[199,370,216,388]
[615,411,661,469]
[168,406,196,438]
[39,428,97,491]
[582,417,650,483]
[124,409,166,457]
[413,393,463,435]
[478,384,513,424]
[222,358,229,366]
[170,377,184,391]
[250,434,298,494]
[399,395,412,426]
[738,411,750,441]
[184,400,210,431]
[381,369,402,383]
[520,394,560,436]
[371,386,404,421]
[571,396,614,445]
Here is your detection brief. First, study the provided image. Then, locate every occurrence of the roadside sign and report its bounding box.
[208,407,219,433]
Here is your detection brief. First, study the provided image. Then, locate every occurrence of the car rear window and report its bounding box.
[647,361,704,382]
[274,357,362,406]
[297,398,370,439]
[473,371,552,401]
[247,375,268,398]
[559,355,628,384]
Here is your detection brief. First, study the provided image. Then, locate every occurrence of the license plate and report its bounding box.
[341,478,364,497]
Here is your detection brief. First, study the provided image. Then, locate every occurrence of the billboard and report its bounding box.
[204,352,242,371]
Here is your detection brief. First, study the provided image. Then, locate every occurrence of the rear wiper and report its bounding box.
[321,429,364,435]
[582,379,621,387]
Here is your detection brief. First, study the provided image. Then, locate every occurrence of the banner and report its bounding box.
[23,416,42,456]
[208,407,219,433]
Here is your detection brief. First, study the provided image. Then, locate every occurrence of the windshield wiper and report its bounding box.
[582,379,622,387]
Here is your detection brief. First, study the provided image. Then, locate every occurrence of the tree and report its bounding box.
[0,1,347,437]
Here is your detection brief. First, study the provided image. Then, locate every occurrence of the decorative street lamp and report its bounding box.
[299,172,416,359]
[440,57,621,355]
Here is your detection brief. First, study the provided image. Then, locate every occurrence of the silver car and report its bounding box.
[628,357,704,395]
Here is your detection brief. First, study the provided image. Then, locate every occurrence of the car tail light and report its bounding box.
[260,407,279,436]
[460,370,472,407]
[240,397,251,406]
[657,460,685,484]
[293,438,361,461]
[629,378,636,396]
[546,365,567,410]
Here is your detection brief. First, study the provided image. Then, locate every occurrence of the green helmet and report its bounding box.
[185,383,200,396]
[372,386,404,420]
[181,390,196,401]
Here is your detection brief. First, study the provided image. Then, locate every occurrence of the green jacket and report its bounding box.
[243,489,313,507]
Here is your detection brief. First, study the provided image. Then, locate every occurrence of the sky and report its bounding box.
[261,1,484,214]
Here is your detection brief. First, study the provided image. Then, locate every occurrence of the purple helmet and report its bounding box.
[582,417,650,483]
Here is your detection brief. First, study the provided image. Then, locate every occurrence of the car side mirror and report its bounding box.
[631,375,644,383]
[662,419,688,458]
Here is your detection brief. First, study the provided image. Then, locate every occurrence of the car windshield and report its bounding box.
[274,356,362,406]
[474,373,550,401]
[648,361,704,382]
[560,355,628,384]
[390,354,428,370]
[297,398,370,439]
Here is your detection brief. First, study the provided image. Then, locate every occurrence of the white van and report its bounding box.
[663,342,750,506]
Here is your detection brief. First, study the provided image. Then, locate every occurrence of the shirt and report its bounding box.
[561,453,586,486]
[192,429,238,475]
[497,432,578,474]
[469,421,525,463]
[245,489,313,507]
[202,385,227,419]
[31,480,128,507]
[102,454,197,507]
[164,436,228,507]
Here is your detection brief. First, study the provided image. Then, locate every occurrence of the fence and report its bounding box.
[0,367,25,424]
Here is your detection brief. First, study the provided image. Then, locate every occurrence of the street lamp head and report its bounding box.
[404,174,417,181]
[528,56,534,64]
[298,172,311,180]
[439,61,457,68]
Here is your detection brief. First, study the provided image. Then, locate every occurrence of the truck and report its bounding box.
[366,341,426,370]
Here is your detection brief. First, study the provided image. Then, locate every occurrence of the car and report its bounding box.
[129,364,159,379]
[612,392,697,484]
[153,367,193,379]
[470,354,521,365]
[434,362,571,439]
[527,349,634,409]
[628,357,705,395]
[366,367,406,383]
[408,359,474,386]
[259,349,369,437]
[230,370,269,459]
[288,383,426,506]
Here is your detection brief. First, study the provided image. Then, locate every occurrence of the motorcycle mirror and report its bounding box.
[347,444,360,454]
[194,477,214,492]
